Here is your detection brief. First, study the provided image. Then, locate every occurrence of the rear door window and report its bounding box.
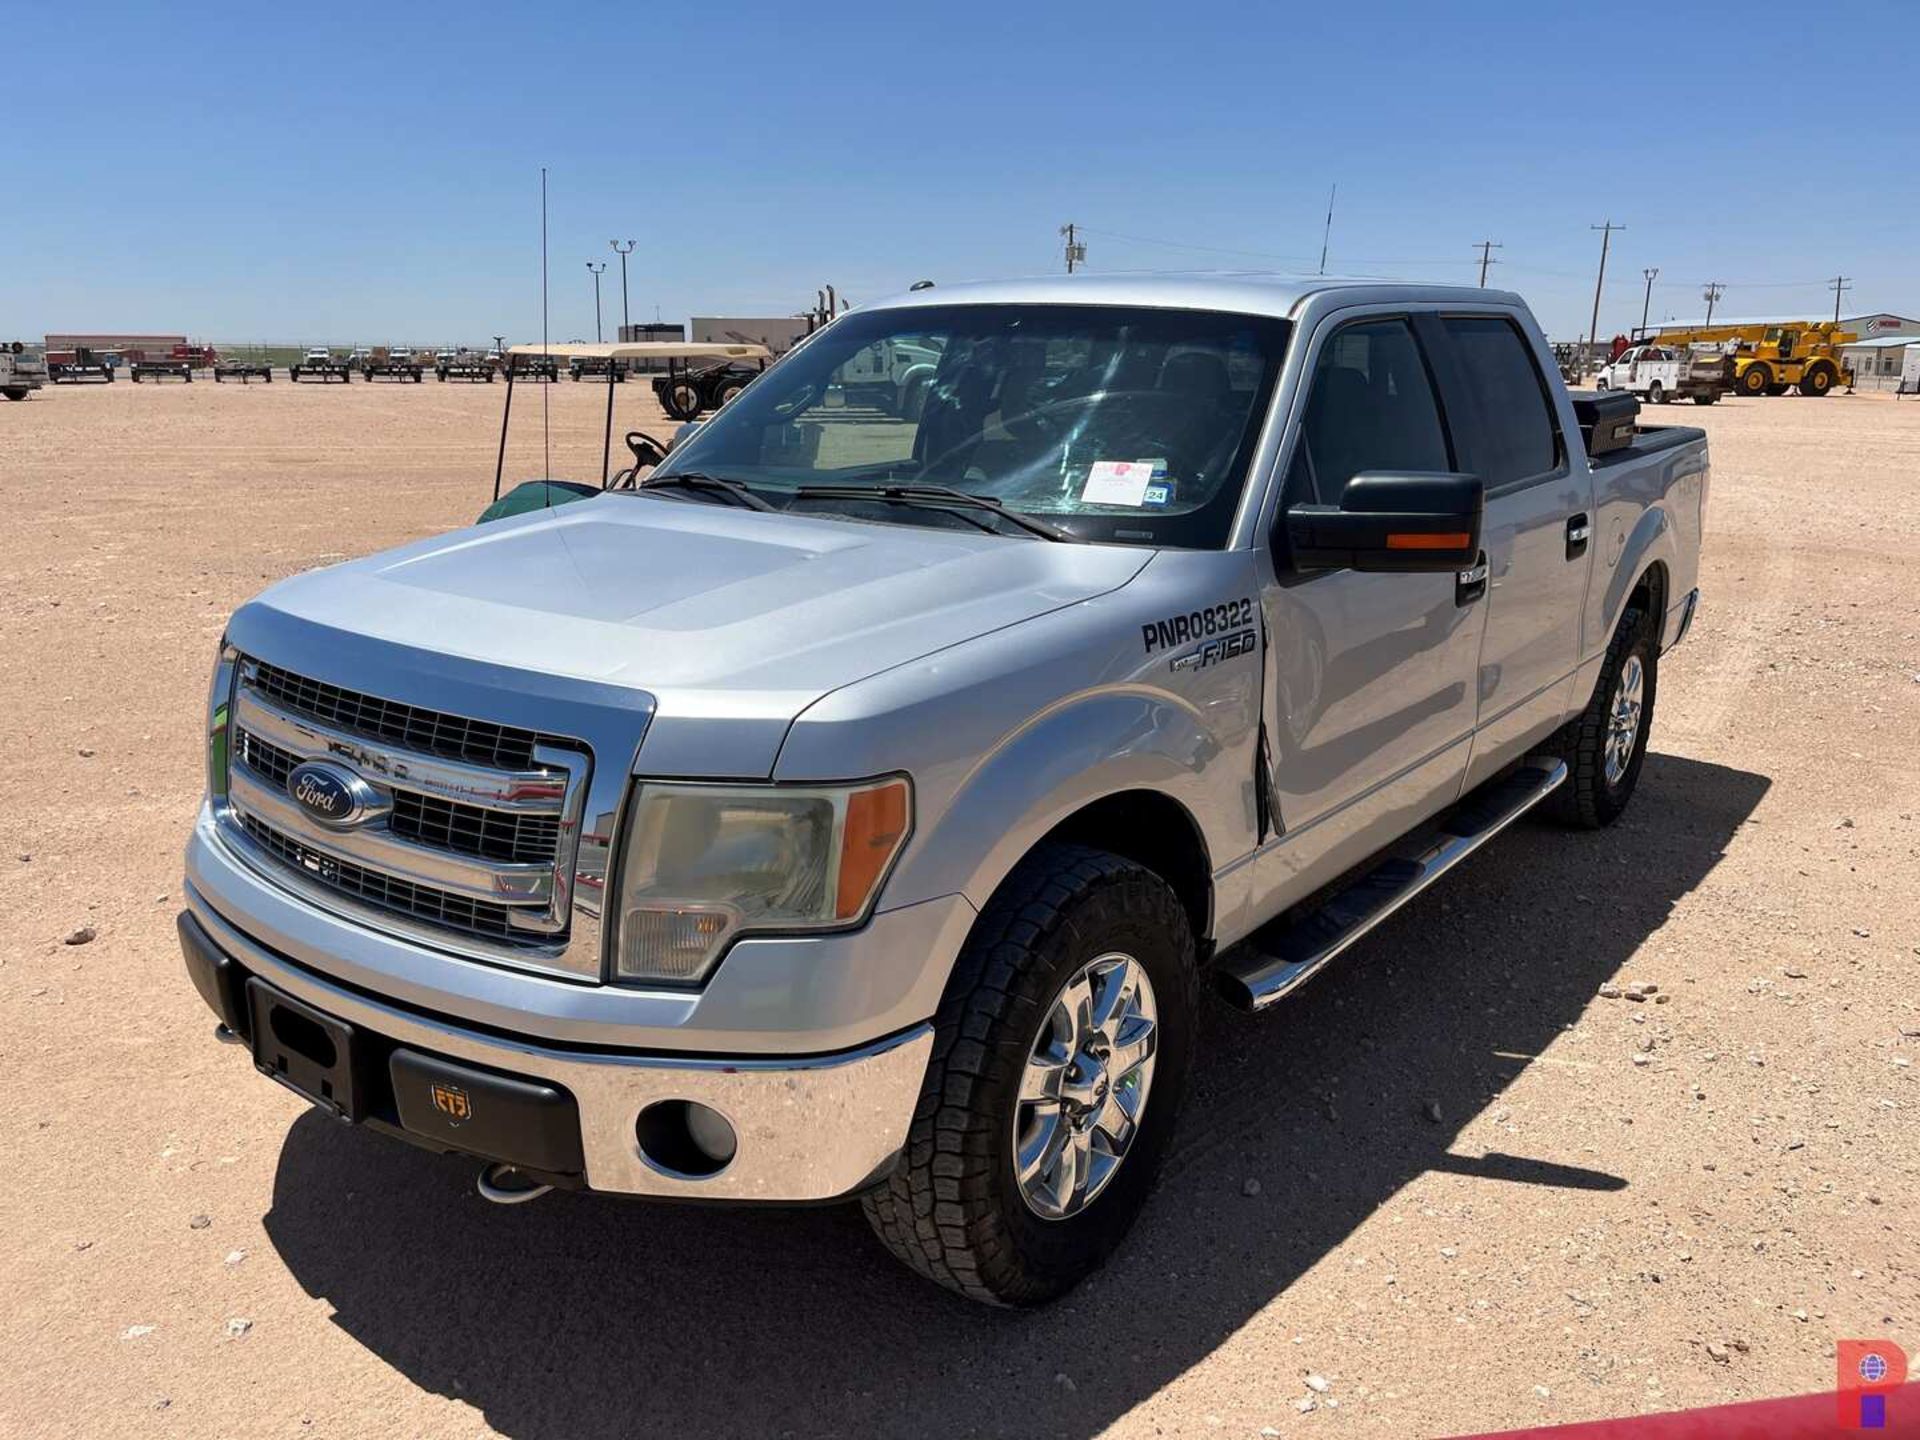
[1439,316,1561,488]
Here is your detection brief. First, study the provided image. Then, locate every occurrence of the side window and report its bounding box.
[1285,318,1451,506]
[1440,316,1560,487]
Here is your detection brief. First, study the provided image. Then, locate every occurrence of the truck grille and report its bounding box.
[239,814,518,940]
[221,657,591,973]
[250,658,550,771]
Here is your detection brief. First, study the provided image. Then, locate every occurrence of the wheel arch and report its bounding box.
[1024,789,1213,948]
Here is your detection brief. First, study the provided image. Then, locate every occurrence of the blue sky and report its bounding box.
[7,2,1916,345]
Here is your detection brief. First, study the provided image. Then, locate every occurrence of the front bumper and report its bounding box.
[180,901,933,1201]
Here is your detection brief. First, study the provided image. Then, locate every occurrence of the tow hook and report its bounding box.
[475,1161,553,1206]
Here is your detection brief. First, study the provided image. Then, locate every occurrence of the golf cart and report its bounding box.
[479,340,771,523]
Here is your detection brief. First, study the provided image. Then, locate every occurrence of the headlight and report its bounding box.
[610,777,911,984]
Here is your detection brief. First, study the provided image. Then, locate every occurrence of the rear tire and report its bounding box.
[712,380,747,408]
[862,843,1197,1306]
[1692,393,1717,405]
[3,387,27,401]
[1798,364,1834,397]
[1548,604,1656,829]
[1647,380,1665,405]
[1739,363,1772,396]
[662,380,702,419]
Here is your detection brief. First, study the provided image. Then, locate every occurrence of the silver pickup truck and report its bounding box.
[181,276,1707,1305]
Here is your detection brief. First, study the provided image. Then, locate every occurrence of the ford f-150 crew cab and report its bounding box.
[180,276,1707,1305]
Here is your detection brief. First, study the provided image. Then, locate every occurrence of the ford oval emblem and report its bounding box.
[287,761,370,827]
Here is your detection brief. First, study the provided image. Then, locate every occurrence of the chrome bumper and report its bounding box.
[187,895,934,1201]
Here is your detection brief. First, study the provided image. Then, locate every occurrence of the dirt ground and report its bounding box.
[1,376,1915,1440]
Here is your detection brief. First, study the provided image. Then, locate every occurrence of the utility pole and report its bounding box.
[1586,221,1624,375]
[1640,267,1659,335]
[1318,184,1337,275]
[1059,223,1085,274]
[610,240,635,338]
[586,262,606,342]
[1474,240,1503,287]
[1829,274,1852,324]
[1702,281,1725,328]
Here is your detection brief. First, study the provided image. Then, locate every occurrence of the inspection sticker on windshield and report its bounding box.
[1082,460,1157,507]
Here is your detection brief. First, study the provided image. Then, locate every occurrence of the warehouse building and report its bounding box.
[1839,334,1920,393]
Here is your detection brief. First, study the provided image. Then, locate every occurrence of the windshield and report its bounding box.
[656,303,1291,548]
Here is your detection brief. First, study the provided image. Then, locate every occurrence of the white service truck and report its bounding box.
[2,341,48,400]
[1596,343,1728,406]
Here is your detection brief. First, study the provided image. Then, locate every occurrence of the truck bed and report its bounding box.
[1594,422,1705,468]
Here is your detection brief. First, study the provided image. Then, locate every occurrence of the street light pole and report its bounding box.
[1640,267,1659,335]
[586,262,607,343]
[610,239,635,338]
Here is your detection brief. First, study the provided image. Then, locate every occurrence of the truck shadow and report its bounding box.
[263,751,1767,1440]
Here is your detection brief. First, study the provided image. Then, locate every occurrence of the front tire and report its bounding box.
[1798,363,1834,397]
[862,843,1197,1306]
[1549,605,1656,829]
[1739,363,1772,396]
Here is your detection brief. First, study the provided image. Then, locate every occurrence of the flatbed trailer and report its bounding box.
[290,350,354,383]
[507,354,560,382]
[436,353,497,382]
[569,356,628,382]
[130,359,194,382]
[213,361,274,383]
[48,349,115,384]
[364,350,424,382]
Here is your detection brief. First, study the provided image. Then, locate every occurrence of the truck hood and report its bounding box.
[237,493,1149,716]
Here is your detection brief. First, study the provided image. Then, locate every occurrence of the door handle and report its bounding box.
[1456,552,1489,606]
[1566,513,1591,559]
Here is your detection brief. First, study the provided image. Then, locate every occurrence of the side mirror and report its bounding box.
[669,420,704,451]
[1283,471,1483,574]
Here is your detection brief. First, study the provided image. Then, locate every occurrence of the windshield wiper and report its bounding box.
[639,471,778,512]
[790,482,1083,543]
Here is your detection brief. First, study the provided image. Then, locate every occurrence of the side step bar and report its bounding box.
[1215,759,1568,1012]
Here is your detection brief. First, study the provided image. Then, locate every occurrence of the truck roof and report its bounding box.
[859,272,1526,320]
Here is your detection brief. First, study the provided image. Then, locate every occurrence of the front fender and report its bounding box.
[900,688,1232,918]
[775,549,1264,944]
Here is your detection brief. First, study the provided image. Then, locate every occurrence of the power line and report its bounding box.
[1475,240,1503,287]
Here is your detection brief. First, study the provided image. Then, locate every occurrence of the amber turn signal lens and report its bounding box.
[836,779,911,919]
[1385,531,1470,550]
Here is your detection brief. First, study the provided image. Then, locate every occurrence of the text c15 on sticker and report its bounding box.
[1142,598,1254,655]
[1169,627,1257,673]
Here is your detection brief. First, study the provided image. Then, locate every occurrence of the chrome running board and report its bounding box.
[1216,759,1568,1012]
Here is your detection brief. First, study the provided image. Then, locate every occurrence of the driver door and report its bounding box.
[1252,312,1486,917]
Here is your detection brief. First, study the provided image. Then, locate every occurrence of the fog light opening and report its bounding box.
[635,1100,737,1179]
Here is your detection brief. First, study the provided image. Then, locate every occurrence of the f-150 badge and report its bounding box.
[1168,627,1257,673]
